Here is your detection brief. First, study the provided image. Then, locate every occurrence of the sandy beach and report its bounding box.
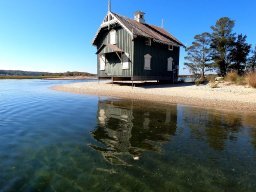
[52,81,256,112]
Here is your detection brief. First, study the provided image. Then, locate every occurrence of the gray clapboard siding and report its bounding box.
[97,27,134,77]
[133,38,180,81]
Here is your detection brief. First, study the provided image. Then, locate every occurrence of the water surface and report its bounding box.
[0,80,256,192]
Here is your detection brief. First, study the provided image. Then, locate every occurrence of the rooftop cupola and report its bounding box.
[134,11,145,23]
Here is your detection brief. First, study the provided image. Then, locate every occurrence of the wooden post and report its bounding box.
[172,70,175,84]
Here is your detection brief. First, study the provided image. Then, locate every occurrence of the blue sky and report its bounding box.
[0,0,255,74]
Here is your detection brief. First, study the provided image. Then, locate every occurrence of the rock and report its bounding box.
[209,82,219,88]
[215,77,224,81]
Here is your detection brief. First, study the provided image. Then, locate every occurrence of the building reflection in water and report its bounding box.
[90,98,256,165]
[89,98,177,165]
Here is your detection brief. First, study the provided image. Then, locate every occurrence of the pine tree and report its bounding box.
[248,46,256,72]
[210,17,236,76]
[229,34,251,74]
[185,32,212,78]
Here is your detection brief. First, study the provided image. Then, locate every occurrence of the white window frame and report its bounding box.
[168,45,173,51]
[122,53,130,70]
[110,30,117,45]
[99,55,106,71]
[167,57,173,71]
[144,54,152,70]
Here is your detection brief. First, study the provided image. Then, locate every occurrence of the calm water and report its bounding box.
[1,80,256,192]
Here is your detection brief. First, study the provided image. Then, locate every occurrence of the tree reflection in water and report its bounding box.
[242,114,256,149]
[90,98,256,167]
[89,99,177,165]
[178,106,244,150]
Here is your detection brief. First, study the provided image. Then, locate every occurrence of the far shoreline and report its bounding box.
[51,81,256,113]
[0,76,96,80]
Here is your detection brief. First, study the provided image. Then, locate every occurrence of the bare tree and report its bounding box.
[185,32,213,78]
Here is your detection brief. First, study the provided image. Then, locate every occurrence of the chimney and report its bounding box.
[134,11,145,23]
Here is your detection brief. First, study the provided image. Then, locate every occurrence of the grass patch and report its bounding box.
[246,72,256,88]
[225,71,239,83]
[236,76,246,85]
[206,75,218,83]
[224,71,246,85]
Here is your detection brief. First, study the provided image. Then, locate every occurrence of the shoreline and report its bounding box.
[0,76,96,80]
[44,76,97,80]
[52,81,256,112]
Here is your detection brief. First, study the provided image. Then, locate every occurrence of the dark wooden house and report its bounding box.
[92,9,184,82]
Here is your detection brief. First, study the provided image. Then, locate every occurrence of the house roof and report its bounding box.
[93,12,185,48]
[96,44,123,54]
[112,12,185,47]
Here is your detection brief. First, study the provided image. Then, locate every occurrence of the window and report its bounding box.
[104,15,108,23]
[109,14,113,21]
[167,57,173,71]
[122,53,130,70]
[110,30,116,44]
[144,54,152,70]
[168,45,173,51]
[99,55,106,71]
[103,14,113,23]
[145,38,151,46]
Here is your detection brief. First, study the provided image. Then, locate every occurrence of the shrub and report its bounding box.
[236,76,246,85]
[246,72,256,88]
[206,75,217,83]
[195,77,205,86]
[225,71,239,83]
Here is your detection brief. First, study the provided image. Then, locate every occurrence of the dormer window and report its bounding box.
[145,38,151,46]
[110,30,117,44]
[168,45,173,51]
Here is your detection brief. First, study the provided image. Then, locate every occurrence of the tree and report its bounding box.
[211,17,236,76]
[248,46,256,72]
[229,34,251,74]
[184,32,213,78]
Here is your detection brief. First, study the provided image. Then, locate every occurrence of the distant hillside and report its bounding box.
[0,70,96,77]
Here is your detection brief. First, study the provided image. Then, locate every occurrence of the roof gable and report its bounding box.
[92,12,133,45]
